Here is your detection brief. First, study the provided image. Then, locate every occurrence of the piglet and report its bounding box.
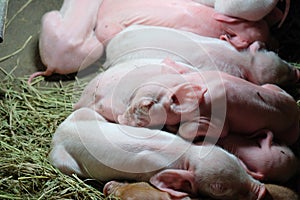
[95,0,270,50]
[28,0,104,83]
[118,70,300,145]
[49,108,266,200]
[74,59,195,123]
[104,25,300,86]
[216,131,299,182]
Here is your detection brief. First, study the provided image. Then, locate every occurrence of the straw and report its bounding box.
[0,68,117,199]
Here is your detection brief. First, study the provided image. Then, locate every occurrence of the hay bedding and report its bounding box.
[0,70,118,199]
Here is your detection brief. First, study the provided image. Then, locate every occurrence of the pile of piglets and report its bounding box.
[35,0,300,199]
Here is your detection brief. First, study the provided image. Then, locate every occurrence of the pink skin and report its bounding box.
[74,60,195,122]
[28,0,104,83]
[105,25,300,86]
[96,0,270,50]
[118,71,299,145]
[50,108,266,200]
[194,0,290,27]
[31,0,271,83]
[216,130,300,182]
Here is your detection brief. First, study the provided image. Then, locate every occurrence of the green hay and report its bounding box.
[0,68,117,200]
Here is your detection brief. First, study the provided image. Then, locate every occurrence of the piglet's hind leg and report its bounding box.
[49,145,84,177]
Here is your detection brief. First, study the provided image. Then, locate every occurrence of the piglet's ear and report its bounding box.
[248,41,266,53]
[170,83,207,114]
[220,34,248,50]
[150,169,194,198]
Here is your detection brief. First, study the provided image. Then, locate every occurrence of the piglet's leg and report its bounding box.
[178,117,228,141]
[33,0,104,82]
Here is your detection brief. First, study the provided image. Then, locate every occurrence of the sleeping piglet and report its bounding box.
[49,108,266,200]
[104,25,300,86]
[95,0,270,50]
[31,0,270,82]
[74,60,195,123]
[29,0,104,83]
[117,70,300,145]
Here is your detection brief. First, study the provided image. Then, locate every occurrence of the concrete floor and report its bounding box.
[0,0,63,79]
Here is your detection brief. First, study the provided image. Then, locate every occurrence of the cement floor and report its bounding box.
[0,0,63,79]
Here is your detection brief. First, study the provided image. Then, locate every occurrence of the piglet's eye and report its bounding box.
[280,150,286,155]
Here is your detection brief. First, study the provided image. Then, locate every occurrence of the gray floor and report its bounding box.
[0,0,63,79]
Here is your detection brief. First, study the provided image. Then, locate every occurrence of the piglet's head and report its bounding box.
[117,82,207,127]
[150,147,266,200]
[214,13,269,50]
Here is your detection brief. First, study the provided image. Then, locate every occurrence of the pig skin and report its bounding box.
[104,25,300,86]
[215,132,299,183]
[74,60,196,123]
[28,0,104,83]
[95,0,270,49]
[49,108,266,200]
[32,0,271,82]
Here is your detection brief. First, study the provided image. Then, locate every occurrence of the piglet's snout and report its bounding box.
[118,101,168,128]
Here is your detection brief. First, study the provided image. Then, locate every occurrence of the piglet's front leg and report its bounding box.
[177,116,229,142]
[29,0,104,83]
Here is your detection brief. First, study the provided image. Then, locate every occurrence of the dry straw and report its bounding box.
[0,68,117,200]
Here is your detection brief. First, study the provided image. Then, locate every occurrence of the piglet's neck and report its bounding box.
[133,130,201,169]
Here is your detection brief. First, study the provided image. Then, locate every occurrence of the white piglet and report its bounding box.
[49,108,266,200]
